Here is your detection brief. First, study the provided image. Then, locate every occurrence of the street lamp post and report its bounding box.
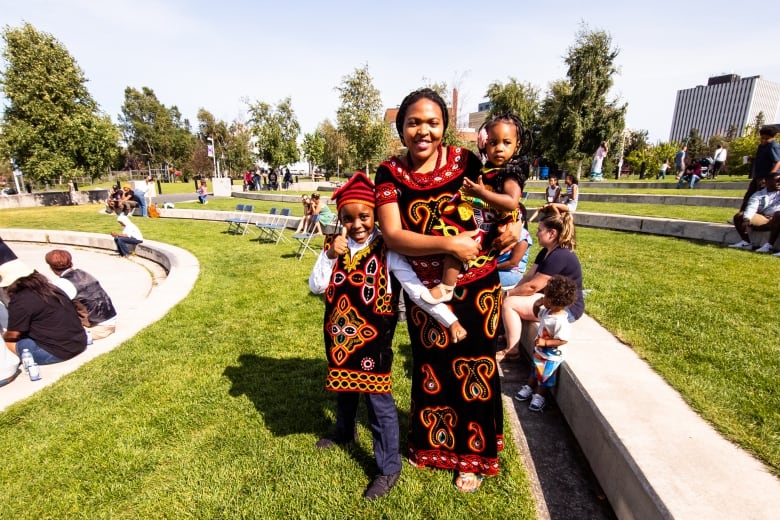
[207,137,217,178]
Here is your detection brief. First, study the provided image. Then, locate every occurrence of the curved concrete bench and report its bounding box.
[0,228,200,411]
[509,314,780,518]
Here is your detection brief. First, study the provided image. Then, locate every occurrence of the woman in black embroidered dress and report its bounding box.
[375,88,517,493]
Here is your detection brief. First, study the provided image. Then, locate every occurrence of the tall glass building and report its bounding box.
[669,74,780,142]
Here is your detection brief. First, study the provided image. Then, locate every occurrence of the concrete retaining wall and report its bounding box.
[0,189,109,210]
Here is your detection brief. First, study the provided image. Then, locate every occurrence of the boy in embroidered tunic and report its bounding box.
[308,172,466,500]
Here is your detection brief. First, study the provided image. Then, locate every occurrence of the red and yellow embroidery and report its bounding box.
[421,363,441,395]
[327,294,378,365]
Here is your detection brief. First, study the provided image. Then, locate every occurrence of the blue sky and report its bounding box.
[2,0,779,142]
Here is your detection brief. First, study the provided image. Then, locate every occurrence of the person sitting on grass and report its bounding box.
[514,274,580,412]
[197,180,208,204]
[308,172,468,501]
[676,159,703,189]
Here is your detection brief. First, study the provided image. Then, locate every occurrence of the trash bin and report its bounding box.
[539,166,549,180]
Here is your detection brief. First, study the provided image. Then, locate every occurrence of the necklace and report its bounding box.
[406,145,443,174]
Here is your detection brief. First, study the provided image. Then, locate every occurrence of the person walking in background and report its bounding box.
[657,159,670,179]
[111,215,144,257]
[674,145,687,180]
[711,144,727,179]
[44,249,118,340]
[589,141,608,181]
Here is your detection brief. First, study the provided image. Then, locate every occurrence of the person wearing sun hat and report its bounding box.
[307,172,467,500]
[1,239,87,365]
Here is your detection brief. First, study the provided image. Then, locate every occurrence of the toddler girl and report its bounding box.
[422,113,526,304]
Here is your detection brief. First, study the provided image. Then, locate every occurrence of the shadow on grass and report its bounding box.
[224,354,388,478]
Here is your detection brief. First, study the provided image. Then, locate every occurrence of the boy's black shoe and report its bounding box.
[364,471,400,500]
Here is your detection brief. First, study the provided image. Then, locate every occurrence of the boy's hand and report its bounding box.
[450,321,468,344]
[327,227,348,259]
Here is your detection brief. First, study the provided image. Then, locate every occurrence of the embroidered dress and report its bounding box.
[375,146,504,476]
[322,234,399,394]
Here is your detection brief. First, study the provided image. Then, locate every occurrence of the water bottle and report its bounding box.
[21,349,34,374]
[86,329,93,345]
[28,362,41,381]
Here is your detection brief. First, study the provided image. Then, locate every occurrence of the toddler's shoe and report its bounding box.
[529,393,546,412]
[514,384,534,402]
[728,240,752,249]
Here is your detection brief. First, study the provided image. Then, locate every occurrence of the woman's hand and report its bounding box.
[448,229,481,262]
[492,220,522,252]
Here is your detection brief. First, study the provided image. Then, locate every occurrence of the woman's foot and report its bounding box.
[454,472,483,493]
[421,283,455,304]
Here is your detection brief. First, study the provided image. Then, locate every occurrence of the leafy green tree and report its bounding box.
[335,65,388,172]
[301,130,325,173]
[118,86,194,171]
[684,128,707,161]
[485,78,540,131]
[539,25,626,175]
[726,132,759,175]
[318,120,350,174]
[0,23,119,182]
[221,121,254,176]
[247,97,300,168]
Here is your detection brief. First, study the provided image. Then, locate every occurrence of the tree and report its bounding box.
[118,86,194,172]
[301,130,325,173]
[485,78,540,130]
[247,97,300,169]
[0,23,119,182]
[318,120,350,174]
[335,65,388,172]
[684,128,707,160]
[539,25,626,175]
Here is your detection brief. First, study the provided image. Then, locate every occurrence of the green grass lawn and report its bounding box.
[1,195,778,517]
[0,206,535,519]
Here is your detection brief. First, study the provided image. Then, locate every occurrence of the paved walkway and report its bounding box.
[0,238,197,411]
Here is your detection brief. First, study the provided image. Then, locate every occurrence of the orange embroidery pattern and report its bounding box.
[326,368,391,393]
[453,357,495,401]
[421,364,441,395]
[420,406,457,450]
[327,294,378,365]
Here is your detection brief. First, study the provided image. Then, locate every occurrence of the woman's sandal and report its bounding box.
[454,472,483,493]
[496,348,522,362]
[421,283,455,304]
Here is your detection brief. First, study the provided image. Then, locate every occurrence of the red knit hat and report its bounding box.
[332,172,376,212]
